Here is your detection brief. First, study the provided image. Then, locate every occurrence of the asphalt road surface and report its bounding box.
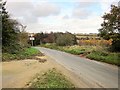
[35,47,119,88]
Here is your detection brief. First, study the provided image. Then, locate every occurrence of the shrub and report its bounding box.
[110,39,120,52]
[55,32,77,46]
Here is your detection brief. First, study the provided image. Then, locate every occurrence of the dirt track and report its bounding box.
[2,55,88,88]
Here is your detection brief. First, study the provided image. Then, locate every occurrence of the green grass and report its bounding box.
[40,43,120,66]
[2,47,42,61]
[86,51,120,66]
[40,44,94,55]
[40,43,63,50]
[28,68,75,88]
[62,46,93,55]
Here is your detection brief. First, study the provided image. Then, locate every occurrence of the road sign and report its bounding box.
[30,37,35,46]
[30,37,35,40]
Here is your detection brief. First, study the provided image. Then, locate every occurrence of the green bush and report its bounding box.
[110,39,120,52]
[2,53,15,61]
[55,32,77,46]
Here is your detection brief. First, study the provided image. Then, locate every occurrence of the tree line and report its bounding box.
[31,32,77,46]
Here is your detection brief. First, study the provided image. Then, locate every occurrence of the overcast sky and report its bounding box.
[5,0,119,34]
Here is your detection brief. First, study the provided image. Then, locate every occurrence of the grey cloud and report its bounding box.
[6,2,38,24]
[62,15,69,19]
[72,1,96,19]
[76,2,97,8]
[6,2,34,16]
[33,3,61,17]
[72,8,91,19]
[23,15,38,24]
[75,0,98,3]
[6,2,61,24]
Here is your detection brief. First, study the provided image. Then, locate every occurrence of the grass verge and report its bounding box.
[86,51,120,66]
[27,68,75,88]
[2,47,42,61]
[40,43,120,66]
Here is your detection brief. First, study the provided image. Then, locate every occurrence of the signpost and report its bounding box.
[30,37,35,46]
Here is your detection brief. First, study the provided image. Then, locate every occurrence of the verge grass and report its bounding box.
[2,47,42,61]
[86,51,120,65]
[28,68,75,88]
[40,43,120,66]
